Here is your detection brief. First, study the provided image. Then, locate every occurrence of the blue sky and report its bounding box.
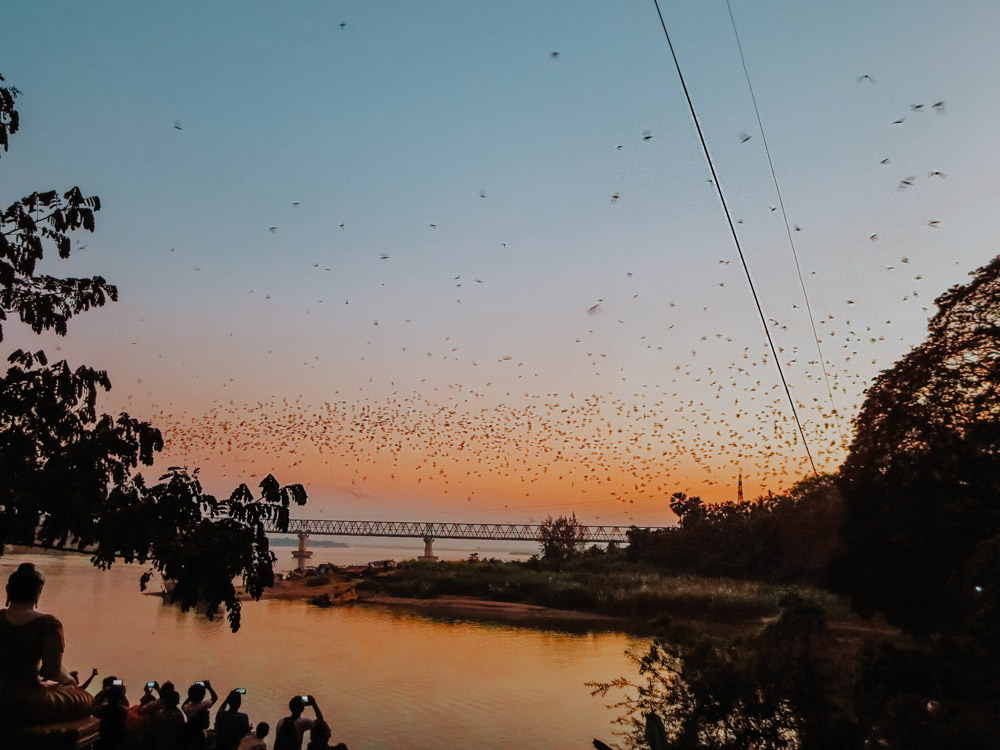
[2,0,998,523]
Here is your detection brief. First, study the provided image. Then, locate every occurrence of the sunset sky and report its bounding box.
[2,0,998,526]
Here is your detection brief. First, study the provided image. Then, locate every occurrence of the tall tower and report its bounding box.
[737,471,744,503]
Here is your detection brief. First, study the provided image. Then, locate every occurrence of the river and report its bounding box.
[1,547,645,749]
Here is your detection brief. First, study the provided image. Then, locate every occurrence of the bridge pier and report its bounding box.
[291,531,313,572]
[418,535,438,562]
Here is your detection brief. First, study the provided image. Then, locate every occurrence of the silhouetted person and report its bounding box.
[181,679,218,748]
[274,695,323,750]
[94,682,128,750]
[214,689,252,750]
[0,562,94,726]
[94,675,123,706]
[306,720,348,750]
[128,681,173,750]
[151,685,185,750]
[123,682,158,750]
[71,667,99,692]
[237,722,270,750]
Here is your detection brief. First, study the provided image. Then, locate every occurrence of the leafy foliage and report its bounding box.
[0,73,19,156]
[836,255,1000,639]
[0,105,115,342]
[0,73,306,631]
[628,476,844,585]
[590,595,850,749]
[845,637,1000,749]
[538,513,585,565]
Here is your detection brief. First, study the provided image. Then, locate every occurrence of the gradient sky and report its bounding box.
[2,0,999,526]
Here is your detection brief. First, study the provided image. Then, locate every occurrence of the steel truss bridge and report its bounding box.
[271,518,668,544]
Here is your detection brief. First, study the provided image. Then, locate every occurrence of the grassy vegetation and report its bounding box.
[356,557,848,628]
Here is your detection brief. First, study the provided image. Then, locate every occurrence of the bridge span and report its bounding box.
[267,519,670,567]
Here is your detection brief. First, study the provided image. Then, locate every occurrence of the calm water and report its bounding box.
[2,550,644,749]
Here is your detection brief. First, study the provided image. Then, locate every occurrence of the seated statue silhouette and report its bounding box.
[0,562,94,726]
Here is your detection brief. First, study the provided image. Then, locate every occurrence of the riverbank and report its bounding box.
[253,560,899,642]
[362,594,630,630]
[250,574,625,627]
[356,559,848,629]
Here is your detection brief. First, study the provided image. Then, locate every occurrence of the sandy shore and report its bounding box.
[249,577,358,602]
[245,577,630,630]
[359,594,630,629]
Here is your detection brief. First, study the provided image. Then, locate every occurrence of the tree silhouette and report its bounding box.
[628,476,843,585]
[590,595,848,749]
[0,73,305,631]
[538,513,585,565]
[836,255,1000,640]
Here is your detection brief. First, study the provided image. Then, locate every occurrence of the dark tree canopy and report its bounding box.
[590,595,849,750]
[0,73,306,631]
[836,255,1000,639]
[629,476,844,585]
[538,513,585,565]
[0,75,115,342]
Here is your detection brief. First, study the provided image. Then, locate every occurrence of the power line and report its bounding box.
[649,0,818,475]
[724,0,848,453]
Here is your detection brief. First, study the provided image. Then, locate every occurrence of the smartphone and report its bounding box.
[145,682,156,689]
[112,679,124,687]
[300,695,309,702]
[236,688,246,695]
[196,681,205,687]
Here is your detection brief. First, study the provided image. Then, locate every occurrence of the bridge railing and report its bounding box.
[266,519,670,543]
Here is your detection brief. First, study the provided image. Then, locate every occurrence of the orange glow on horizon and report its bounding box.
[142,389,823,524]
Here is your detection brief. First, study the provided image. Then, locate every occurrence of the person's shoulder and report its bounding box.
[297,716,316,729]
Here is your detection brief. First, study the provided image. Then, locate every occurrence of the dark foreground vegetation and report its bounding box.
[595,255,1000,749]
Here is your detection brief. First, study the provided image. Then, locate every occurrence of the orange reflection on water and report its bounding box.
[4,552,645,750]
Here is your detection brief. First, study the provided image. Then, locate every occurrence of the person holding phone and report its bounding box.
[181,679,218,748]
[151,684,185,750]
[273,695,324,750]
[214,688,252,750]
[122,681,160,749]
[94,679,129,749]
[70,667,99,692]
